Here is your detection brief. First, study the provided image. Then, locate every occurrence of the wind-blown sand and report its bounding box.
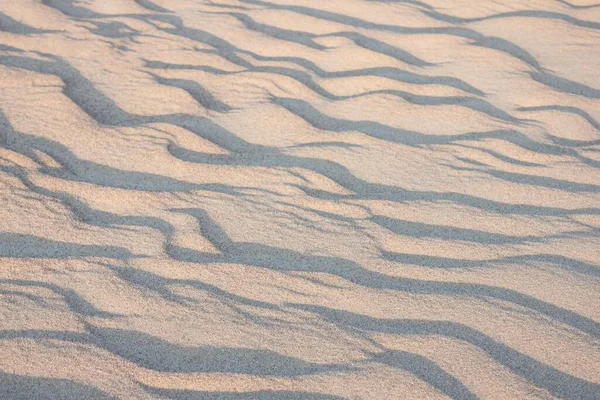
[0,0,599,398]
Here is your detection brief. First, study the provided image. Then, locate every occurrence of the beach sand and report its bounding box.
[0,0,599,398]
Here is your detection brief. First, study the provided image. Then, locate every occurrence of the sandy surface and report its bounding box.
[0,0,599,398]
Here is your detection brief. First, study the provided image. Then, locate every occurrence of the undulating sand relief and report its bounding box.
[0,0,599,398]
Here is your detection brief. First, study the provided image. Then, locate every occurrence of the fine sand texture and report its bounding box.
[1,0,599,398]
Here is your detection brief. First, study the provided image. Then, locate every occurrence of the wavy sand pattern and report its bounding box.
[0,0,599,398]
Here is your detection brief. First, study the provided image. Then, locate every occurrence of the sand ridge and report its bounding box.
[0,0,599,398]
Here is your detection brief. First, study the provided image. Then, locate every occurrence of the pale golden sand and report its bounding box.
[0,0,599,398]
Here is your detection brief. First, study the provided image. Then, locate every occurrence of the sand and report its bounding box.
[0,0,599,398]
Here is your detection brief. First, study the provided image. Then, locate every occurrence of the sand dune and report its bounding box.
[0,0,599,398]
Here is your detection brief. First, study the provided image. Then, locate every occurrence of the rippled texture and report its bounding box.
[0,0,599,398]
